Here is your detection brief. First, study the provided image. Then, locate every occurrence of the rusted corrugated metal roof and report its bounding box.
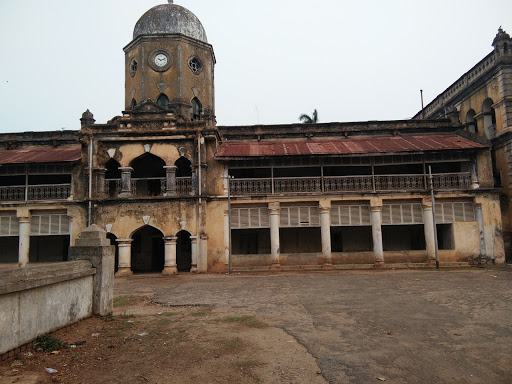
[0,146,82,165]
[215,135,488,158]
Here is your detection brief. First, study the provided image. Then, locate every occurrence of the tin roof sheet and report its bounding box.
[0,146,82,165]
[215,135,488,158]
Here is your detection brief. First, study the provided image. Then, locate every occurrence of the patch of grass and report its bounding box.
[35,334,63,352]
[217,337,245,353]
[235,360,262,369]
[162,312,176,317]
[113,295,141,308]
[158,319,173,326]
[118,314,136,319]
[221,316,267,328]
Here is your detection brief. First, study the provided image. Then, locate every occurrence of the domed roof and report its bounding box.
[133,3,208,43]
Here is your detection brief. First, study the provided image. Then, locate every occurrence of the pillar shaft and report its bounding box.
[423,205,436,261]
[475,204,486,259]
[320,207,332,266]
[371,207,384,264]
[190,236,198,273]
[118,167,133,197]
[269,203,281,268]
[163,236,178,275]
[164,166,177,197]
[116,239,133,276]
[224,210,230,267]
[18,217,31,267]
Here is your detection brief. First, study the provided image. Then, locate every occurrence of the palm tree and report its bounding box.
[299,109,319,124]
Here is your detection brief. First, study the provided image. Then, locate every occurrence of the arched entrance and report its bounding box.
[176,230,192,272]
[106,233,119,273]
[131,226,164,273]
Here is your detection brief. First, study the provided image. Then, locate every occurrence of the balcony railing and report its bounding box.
[0,184,72,202]
[230,172,472,195]
[103,177,193,198]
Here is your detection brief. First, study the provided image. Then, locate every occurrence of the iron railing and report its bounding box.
[0,184,72,202]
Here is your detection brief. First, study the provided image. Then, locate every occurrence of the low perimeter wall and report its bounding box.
[0,261,95,355]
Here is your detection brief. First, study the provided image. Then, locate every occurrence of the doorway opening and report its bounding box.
[176,230,192,272]
[131,226,164,273]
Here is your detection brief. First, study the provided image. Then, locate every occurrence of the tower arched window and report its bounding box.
[482,98,496,139]
[465,110,476,134]
[191,97,202,121]
[157,94,170,109]
[175,157,192,178]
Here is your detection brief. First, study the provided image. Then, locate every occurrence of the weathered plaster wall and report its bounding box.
[0,261,94,355]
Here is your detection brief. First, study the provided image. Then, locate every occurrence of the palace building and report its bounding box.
[0,2,506,272]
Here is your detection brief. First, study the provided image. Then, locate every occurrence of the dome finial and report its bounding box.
[168,0,173,3]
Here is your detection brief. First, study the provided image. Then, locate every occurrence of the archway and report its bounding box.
[131,226,164,273]
[175,156,192,177]
[465,109,476,134]
[157,94,170,109]
[176,230,192,272]
[130,153,166,197]
[105,158,121,197]
[191,97,202,121]
[482,98,496,139]
[106,233,119,273]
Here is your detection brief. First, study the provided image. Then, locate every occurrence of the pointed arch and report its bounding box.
[175,156,192,178]
[130,153,166,196]
[105,158,121,197]
[191,97,202,121]
[482,98,496,139]
[157,94,170,109]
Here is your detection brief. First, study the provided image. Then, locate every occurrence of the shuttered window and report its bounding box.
[0,215,19,237]
[331,205,371,226]
[232,208,269,229]
[382,203,424,225]
[280,206,320,227]
[30,213,70,236]
[435,201,475,223]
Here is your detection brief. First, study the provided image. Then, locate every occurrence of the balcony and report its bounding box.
[103,177,193,198]
[0,184,72,202]
[230,173,472,196]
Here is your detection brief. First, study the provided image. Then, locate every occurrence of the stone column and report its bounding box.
[163,236,178,275]
[319,202,333,268]
[269,202,281,269]
[191,166,198,195]
[190,236,198,273]
[118,167,133,198]
[371,205,384,265]
[471,161,480,189]
[116,239,133,276]
[224,210,230,269]
[18,217,31,267]
[164,166,178,197]
[422,199,437,263]
[95,168,107,198]
[475,204,486,260]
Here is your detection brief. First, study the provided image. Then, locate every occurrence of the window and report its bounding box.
[191,97,202,121]
[157,94,170,109]
[188,57,203,74]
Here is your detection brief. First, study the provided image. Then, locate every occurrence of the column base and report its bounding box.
[115,268,133,277]
[322,263,335,269]
[374,261,385,268]
[163,192,177,198]
[118,192,132,198]
[162,266,178,275]
[191,265,198,273]
[270,263,282,271]
[426,258,437,266]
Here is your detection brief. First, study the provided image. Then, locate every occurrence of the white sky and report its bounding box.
[0,0,511,133]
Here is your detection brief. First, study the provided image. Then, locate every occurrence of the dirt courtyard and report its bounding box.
[1,266,512,383]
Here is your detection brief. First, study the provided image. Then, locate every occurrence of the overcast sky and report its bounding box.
[0,0,511,133]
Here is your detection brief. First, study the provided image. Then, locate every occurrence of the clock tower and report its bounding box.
[124,1,216,123]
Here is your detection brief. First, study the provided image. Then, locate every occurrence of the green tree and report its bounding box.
[299,109,319,124]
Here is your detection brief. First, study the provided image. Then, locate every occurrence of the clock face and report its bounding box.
[154,53,168,67]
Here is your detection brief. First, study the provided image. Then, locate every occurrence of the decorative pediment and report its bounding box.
[132,99,169,113]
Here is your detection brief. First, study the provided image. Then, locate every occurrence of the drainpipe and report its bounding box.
[197,132,203,270]
[88,136,93,227]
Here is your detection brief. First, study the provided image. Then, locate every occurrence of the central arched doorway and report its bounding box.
[131,226,164,273]
[176,230,192,272]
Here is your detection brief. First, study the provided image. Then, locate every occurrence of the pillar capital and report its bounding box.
[318,199,331,210]
[190,235,198,243]
[116,239,133,246]
[319,206,331,215]
[164,166,178,172]
[268,202,280,215]
[18,216,31,224]
[370,205,383,212]
[422,198,433,210]
[163,236,178,243]
[118,167,134,173]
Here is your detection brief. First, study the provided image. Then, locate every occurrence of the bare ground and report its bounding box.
[0,295,325,384]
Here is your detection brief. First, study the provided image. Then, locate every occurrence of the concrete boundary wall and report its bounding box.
[0,261,95,355]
